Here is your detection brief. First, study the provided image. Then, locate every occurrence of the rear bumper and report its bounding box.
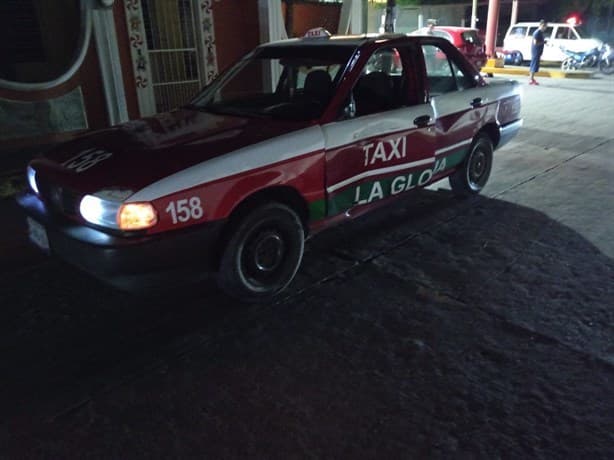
[499,118,523,149]
[17,192,226,291]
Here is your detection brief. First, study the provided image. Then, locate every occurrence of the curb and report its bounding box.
[481,65,594,79]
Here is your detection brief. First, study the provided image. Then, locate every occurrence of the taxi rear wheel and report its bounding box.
[449,134,493,197]
[218,202,305,302]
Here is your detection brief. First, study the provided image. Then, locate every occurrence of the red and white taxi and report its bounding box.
[18,29,522,302]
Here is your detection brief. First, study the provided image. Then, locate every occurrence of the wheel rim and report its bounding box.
[242,226,287,283]
[253,231,284,272]
[467,147,489,191]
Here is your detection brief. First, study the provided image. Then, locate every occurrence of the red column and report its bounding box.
[484,0,500,58]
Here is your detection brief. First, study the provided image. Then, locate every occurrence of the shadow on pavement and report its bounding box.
[1,189,613,458]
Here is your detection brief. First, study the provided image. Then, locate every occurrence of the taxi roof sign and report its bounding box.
[303,27,332,39]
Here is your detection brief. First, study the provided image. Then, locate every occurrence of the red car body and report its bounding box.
[411,26,487,70]
[19,32,522,301]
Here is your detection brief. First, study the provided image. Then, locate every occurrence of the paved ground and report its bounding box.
[1,74,613,458]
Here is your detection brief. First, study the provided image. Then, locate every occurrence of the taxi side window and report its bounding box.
[422,44,473,96]
[350,47,407,117]
[450,60,474,90]
[295,65,340,92]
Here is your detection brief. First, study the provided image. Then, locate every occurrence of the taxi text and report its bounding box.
[354,158,447,205]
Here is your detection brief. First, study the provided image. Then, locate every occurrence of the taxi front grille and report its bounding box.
[37,177,81,217]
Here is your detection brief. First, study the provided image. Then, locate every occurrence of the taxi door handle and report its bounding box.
[413,115,431,128]
[471,97,483,108]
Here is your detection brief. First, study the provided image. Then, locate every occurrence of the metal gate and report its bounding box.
[125,0,218,116]
[141,0,201,113]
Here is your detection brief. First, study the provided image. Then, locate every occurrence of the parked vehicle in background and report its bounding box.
[18,30,522,302]
[497,49,523,65]
[560,46,600,71]
[503,21,603,63]
[598,43,614,74]
[409,26,487,70]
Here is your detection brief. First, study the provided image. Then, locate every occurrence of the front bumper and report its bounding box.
[17,192,226,291]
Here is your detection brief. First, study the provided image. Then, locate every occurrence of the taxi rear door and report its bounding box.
[420,38,489,176]
[322,44,436,217]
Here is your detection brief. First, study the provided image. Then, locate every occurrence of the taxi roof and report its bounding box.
[259,33,411,50]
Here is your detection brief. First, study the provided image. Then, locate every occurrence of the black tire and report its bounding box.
[599,59,614,75]
[562,58,576,71]
[513,52,523,66]
[218,202,304,302]
[449,134,493,198]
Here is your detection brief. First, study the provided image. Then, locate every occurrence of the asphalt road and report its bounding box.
[1,75,613,458]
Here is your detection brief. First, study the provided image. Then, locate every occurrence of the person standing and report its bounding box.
[426,20,436,34]
[384,0,397,33]
[529,19,548,85]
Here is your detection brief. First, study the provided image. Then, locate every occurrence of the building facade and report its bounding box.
[0,0,350,155]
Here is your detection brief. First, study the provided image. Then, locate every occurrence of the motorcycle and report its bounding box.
[598,43,614,75]
[560,46,600,71]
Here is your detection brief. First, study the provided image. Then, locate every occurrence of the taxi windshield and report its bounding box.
[189,45,356,121]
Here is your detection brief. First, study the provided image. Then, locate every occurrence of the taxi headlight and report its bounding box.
[118,202,158,231]
[80,194,158,231]
[27,166,39,195]
[80,194,122,229]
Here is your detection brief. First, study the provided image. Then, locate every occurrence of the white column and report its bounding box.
[92,4,129,124]
[258,0,287,92]
[339,0,363,34]
[471,0,478,29]
[195,0,219,84]
[259,0,288,43]
[123,0,155,116]
[510,0,518,26]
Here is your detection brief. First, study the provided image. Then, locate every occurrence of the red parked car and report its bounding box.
[411,26,487,70]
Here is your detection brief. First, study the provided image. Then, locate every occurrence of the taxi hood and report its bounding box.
[30,109,310,196]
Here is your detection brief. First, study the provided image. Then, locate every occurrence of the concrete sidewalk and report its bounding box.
[477,75,614,257]
[482,59,595,79]
[483,64,595,79]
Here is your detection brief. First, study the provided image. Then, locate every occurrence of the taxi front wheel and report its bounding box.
[218,202,305,302]
[449,134,493,197]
